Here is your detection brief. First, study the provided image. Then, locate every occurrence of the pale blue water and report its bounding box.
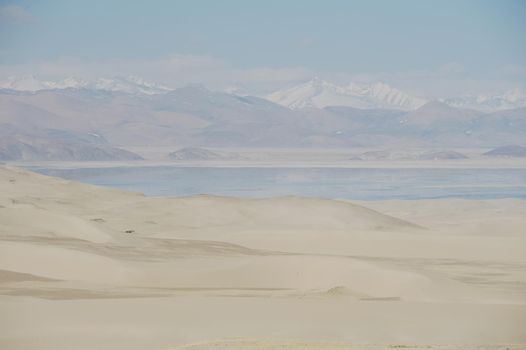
[28,166,526,200]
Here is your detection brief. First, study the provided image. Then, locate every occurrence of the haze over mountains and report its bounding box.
[0,75,172,95]
[1,75,525,160]
[3,75,526,112]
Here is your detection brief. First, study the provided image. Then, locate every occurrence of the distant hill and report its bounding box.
[167,147,239,161]
[483,145,526,157]
[0,134,143,161]
[417,150,468,160]
[350,149,468,161]
[0,86,525,152]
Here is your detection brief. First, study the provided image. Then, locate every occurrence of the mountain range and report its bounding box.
[0,75,172,95]
[2,75,526,112]
[440,89,526,112]
[1,76,525,160]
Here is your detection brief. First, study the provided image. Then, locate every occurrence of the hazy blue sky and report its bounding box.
[1,0,525,96]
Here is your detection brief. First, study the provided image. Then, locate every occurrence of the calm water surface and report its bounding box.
[29,166,526,200]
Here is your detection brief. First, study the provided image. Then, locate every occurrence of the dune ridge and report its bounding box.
[0,165,525,350]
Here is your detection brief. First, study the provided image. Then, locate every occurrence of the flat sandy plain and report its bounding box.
[0,165,525,350]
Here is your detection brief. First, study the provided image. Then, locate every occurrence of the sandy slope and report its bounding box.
[0,165,525,350]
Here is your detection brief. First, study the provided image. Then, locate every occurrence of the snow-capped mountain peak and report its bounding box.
[2,75,525,112]
[89,76,172,95]
[0,75,173,95]
[0,75,53,91]
[441,88,526,112]
[266,78,428,110]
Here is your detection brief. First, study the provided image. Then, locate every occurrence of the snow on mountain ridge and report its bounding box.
[2,75,525,112]
[0,75,56,91]
[90,76,172,95]
[441,88,526,112]
[266,78,428,111]
[0,75,172,95]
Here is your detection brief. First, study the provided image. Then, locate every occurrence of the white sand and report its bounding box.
[0,165,525,350]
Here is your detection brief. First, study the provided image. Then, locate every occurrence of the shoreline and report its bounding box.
[12,162,526,201]
[7,158,526,169]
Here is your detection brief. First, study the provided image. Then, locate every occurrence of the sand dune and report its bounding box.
[1,165,525,349]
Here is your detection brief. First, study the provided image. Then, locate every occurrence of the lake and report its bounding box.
[26,166,526,200]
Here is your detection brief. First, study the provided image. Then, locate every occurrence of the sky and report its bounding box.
[0,0,525,97]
